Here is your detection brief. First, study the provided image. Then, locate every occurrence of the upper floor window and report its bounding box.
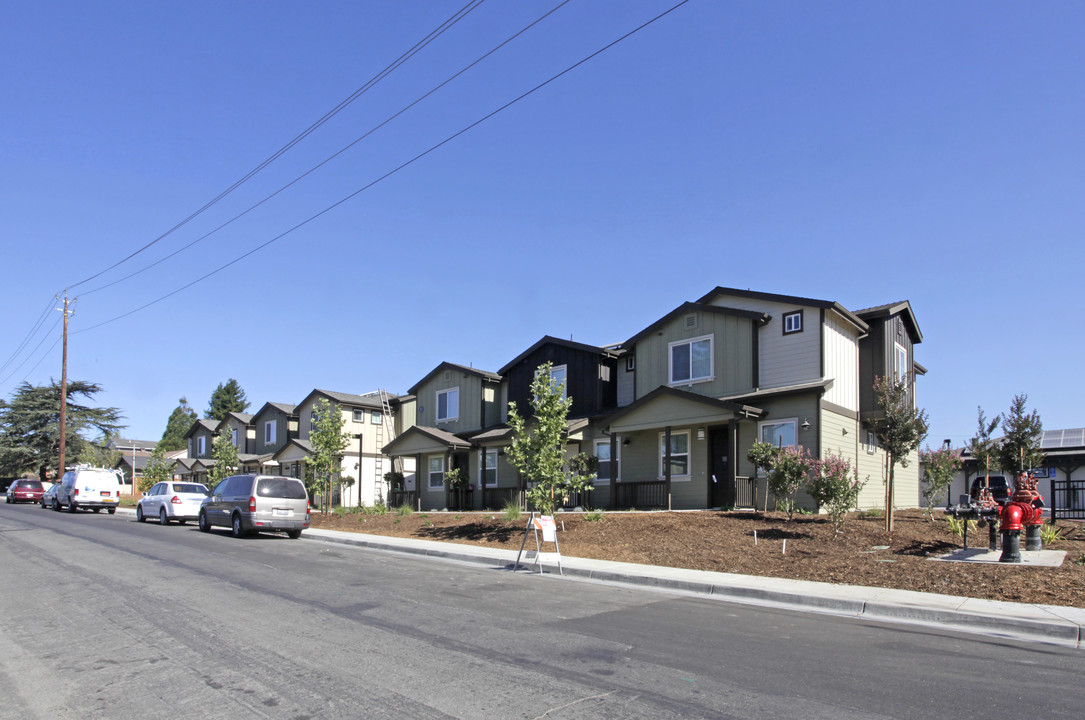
[669,335,713,384]
[197,436,206,456]
[353,408,365,422]
[759,419,797,449]
[436,388,459,422]
[230,428,238,447]
[783,310,803,335]
[894,343,908,386]
[626,355,635,372]
[265,420,277,445]
[536,364,568,401]
[371,411,382,425]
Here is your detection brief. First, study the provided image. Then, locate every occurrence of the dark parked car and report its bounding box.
[970,476,1010,506]
[6,479,44,504]
[198,474,309,539]
[40,483,59,509]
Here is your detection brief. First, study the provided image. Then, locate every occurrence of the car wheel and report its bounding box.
[231,513,245,539]
[136,506,145,522]
[198,511,210,533]
[159,507,169,525]
[92,508,100,513]
[67,500,78,513]
[177,519,186,525]
[287,529,302,539]
[107,507,116,515]
[52,497,60,511]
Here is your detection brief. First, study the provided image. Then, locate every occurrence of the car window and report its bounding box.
[215,477,234,496]
[256,478,306,499]
[174,483,207,494]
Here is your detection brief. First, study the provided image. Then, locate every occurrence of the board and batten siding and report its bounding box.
[822,310,860,411]
[634,311,755,399]
[704,295,820,390]
[416,372,486,433]
[617,362,635,407]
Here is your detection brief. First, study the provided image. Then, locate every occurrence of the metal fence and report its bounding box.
[614,480,668,510]
[1052,479,1085,521]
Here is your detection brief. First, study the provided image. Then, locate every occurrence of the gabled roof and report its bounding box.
[719,378,835,404]
[184,418,218,439]
[603,386,763,432]
[224,412,253,424]
[297,388,397,411]
[854,300,923,344]
[695,287,869,334]
[624,302,770,347]
[408,362,501,396]
[498,335,619,375]
[274,438,314,461]
[109,437,159,450]
[383,425,473,455]
[251,402,297,420]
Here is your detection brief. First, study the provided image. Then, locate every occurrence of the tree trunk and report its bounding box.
[884,458,895,533]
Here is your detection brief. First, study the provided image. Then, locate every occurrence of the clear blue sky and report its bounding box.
[2,1,1082,448]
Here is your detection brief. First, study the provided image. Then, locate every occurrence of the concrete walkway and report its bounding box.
[300,524,1085,649]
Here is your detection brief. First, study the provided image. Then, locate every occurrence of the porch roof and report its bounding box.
[604,386,763,434]
[383,425,472,456]
[718,378,835,404]
[275,438,314,462]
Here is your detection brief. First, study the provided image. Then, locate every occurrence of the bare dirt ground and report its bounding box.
[310,508,1085,608]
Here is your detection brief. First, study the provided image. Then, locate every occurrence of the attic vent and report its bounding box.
[684,313,697,329]
[443,371,451,382]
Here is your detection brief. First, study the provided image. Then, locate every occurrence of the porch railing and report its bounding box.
[734,476,756,509]
[387,489,417,509]
[483,487,519,510]
[614,480,667,510]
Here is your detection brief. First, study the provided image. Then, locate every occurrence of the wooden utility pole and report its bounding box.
[57,292,71,480]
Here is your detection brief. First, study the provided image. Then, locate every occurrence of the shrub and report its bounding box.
[584,510,604,522]
[332,506,349,518]
[1040,523,1063,547]
[767,446,815,520]
[502,498,522,522]
[361,503,388,516]
[395,504,413,516]
[807,454,865,532]
[946,515,976,540]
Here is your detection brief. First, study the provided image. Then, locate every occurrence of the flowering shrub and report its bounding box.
[767,445,815,520]
[808,453,866,532]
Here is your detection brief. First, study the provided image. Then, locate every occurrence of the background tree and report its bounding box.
[0,380,123,481]
[506,362,596,516]
[140,445,173,493]
[871,375,929,532]
[159,397,197,451]
[998,393,1044,477]
[205,379,249,421]
[968,407,1001,490]
[308,397,351,512]
[76,432,122,469]
[207,428,239,490]
[919,445,962,519]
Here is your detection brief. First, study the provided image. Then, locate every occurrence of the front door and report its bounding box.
[708,426,733,508]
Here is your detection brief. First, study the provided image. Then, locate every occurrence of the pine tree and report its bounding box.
[998,394,1044,476]
[159,397,197,451]
[205,379,250,421]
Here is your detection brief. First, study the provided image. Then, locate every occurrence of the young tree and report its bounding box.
[968,407,1001,489]
[160,397,197,452]
[0,380,123,481]
[205,379,250,421]
[308,397,351,512]
[871,375,929,532]
[998,393,1044,477]
[141,445,174,493]
[507,362,596,516]
[207,428,239,490]
[919,445,962,519]
[766,445,814,520]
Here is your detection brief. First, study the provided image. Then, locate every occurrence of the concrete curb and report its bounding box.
[300,525,1085,649]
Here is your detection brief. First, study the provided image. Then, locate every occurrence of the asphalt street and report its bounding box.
[1,501,1082,719]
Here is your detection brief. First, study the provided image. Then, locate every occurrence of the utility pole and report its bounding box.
[57,292,71,480]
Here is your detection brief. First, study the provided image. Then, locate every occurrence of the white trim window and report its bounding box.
[783,310,803,335]
[265,420,277,445]
[482,449,498,487]
[549,364,567,401]
[197,436,206,456]
[230,428,238,447]
[759,419,797,449]
[427,455,445,490]
[594,439,619,484]
[894,343,908,386]
[188,439,193,457]
[353,408,365,422]
[867,430,876,454]
[669,335,713,385]
[659,431,690,478]
[436,387,459,423]
[371,411,382,425]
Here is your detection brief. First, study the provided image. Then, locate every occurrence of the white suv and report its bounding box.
[53,467,124,514]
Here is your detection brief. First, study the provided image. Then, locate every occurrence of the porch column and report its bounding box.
[729,418,738,507]
[664,426,672,510]
[444,448,452,511]
[609,433,618,510]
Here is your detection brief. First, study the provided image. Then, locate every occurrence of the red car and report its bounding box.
[6,479,45,504]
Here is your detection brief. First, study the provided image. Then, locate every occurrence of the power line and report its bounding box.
[74,0,691,335]
[0,295,57,378]
[66,0,487,293]
[0,314,62,389]
[81,0,573,298]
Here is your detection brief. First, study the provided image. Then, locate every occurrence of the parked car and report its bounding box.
[970,475,1011,506]
[6,479,44,504]
[198,474,309,539]
[53,467,123,514]
[40,483,59,509]
[137,481,209,525]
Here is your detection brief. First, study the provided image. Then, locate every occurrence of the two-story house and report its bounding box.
[383,362,502,511]
[600,287,923,512]
[241,402,298,475]
[277,389,415,507]
[183,419,218,484]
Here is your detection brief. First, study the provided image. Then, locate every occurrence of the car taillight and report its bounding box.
[306,501,311,516]
[248,496,256,512]
[74,488,79,496]
[171,496,181,505]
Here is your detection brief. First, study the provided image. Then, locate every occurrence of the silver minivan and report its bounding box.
[198,474,309,539]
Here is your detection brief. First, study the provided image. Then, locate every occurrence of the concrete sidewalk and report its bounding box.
[299,525,1085,649]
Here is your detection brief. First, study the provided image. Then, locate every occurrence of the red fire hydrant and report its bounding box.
[999,473,1045,563]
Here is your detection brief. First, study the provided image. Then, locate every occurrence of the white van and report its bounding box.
[53,466,124,514]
